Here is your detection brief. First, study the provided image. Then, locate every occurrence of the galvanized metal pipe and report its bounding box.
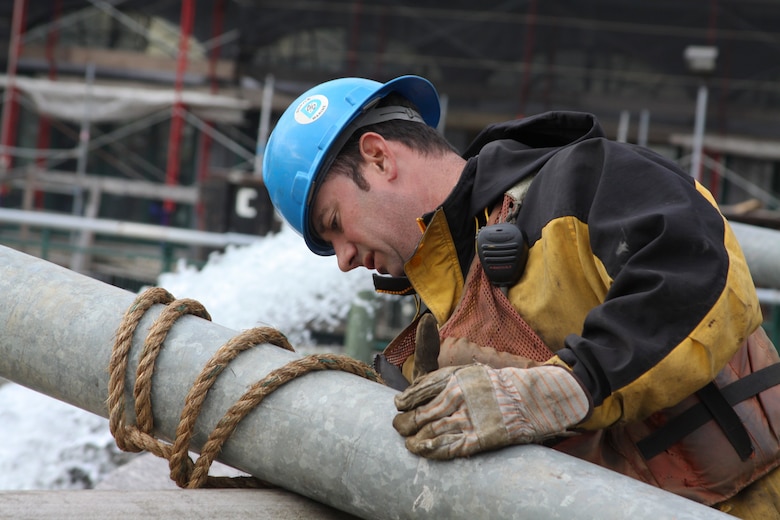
[732,221,780,291]
[0,207,260,247]
[0,245,732,519]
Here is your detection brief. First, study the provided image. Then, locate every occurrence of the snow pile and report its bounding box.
[158,224,375,345]
[0,382,134,490]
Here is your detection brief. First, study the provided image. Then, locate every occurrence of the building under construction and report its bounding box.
[0,0,779,291]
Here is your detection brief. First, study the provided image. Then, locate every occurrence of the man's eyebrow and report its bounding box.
[312,206,328,237]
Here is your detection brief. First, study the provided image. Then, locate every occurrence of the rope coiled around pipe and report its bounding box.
[108,287,383,489]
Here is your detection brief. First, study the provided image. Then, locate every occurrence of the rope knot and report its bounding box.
[108,287,382,489]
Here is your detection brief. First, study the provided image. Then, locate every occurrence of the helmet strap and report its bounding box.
[308,105,426,207]
[351,105,425,129]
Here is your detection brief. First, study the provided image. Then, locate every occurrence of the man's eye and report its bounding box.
[330,215,340,231]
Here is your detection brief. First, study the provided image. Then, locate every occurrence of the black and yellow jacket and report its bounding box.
[387,111,780,504]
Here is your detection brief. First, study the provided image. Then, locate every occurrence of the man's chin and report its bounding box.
[372,266,402,277]
[387,267,405,277]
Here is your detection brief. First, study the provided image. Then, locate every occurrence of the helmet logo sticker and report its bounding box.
[294,95,329,125]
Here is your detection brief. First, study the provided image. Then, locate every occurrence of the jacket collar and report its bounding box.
[374,111,604,301]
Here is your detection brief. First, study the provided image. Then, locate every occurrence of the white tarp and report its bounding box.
[0,74,250,124]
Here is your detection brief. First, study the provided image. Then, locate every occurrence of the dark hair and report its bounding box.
[325,93,456,191]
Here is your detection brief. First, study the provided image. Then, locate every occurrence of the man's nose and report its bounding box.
[334,240,359,272]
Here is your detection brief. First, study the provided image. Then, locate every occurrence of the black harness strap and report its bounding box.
[637,363,780,461]
[696,382,754,461]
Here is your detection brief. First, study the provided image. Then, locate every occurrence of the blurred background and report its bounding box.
[0,1,779,492]
[0,0,778,324]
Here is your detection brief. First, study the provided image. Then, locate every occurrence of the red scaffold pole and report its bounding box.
[0,0,27,185]
[163,0,195,224]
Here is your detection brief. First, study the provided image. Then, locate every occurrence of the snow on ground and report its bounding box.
[0,224,375,489]
[0,381,134,490]
[157,223,374,346]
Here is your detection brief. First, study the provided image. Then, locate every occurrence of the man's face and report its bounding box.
[310,166,421,277]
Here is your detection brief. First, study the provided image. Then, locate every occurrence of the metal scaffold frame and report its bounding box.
[0,0,277,280]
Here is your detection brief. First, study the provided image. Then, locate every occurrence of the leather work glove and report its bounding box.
[412,313,440,381]
[393,364,591,460]
[438,337,542,369]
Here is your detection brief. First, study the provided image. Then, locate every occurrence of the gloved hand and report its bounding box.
[393,364,591,460]
[438,337,542,369]
[412,313,440,381]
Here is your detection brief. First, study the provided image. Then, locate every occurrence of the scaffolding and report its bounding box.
[0,0,279,287]
[1,0,779,290]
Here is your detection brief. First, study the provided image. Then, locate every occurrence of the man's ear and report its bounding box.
[359,132,395,179]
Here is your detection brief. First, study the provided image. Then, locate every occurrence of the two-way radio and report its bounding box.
[476,223,528,287]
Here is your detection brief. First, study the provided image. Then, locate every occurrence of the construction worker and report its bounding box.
[262,75,780,518]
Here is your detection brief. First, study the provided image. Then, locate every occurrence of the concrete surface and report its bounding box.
[0,489,358,519]
[0,454,359,520]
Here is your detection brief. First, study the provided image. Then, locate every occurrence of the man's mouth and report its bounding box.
[363,253,376,270]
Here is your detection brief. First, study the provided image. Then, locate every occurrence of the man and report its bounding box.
[262,75,780,517]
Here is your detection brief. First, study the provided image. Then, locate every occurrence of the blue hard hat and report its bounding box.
[262,75,441,256]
